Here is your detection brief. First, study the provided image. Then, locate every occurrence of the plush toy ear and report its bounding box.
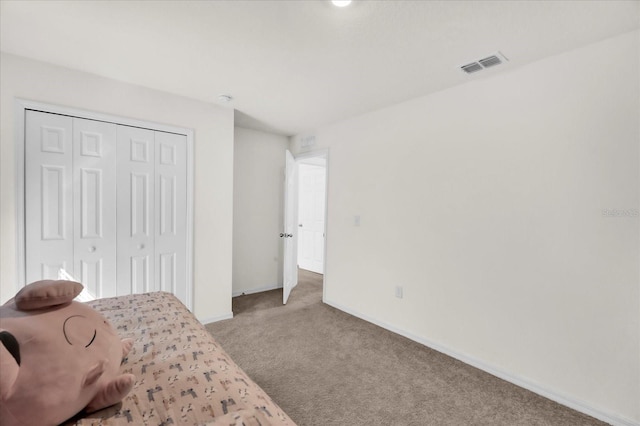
[15,280,83,310]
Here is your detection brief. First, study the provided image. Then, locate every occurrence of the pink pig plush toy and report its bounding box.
[0,280,135,426]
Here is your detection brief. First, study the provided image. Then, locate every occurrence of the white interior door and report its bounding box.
[116,125,156,295]
[297,164,326,274]
[73,118,117,298]
[116,127,187,299]
[282,150,298,304]
[25,110,74,283]
[155,131,187,302]
[23,107,192,309]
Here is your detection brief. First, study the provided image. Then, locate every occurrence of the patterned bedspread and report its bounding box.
[65,292,295,426]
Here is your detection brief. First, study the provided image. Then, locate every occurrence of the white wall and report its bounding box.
[293,31,640,424]
[233,127,288,295]
[0,53,235,322]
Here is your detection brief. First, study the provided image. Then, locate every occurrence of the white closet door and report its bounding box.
[155,131,187,302]
[73,118,117,298]
[25,109,190,307]
[25,111,74,283]
[116,126,156,295]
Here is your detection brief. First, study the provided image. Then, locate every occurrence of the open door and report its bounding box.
[282,150,298,304]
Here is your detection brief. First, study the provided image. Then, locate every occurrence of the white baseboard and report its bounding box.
[232,284,282,297]
[323,298,638,426]
[199,312,233,325]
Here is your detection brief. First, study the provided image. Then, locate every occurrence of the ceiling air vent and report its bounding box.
[478,55,502,68]
[461,62,483,74]
[460,52,508,74]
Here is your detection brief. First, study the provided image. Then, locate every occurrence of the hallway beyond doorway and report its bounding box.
[231,269,322,317]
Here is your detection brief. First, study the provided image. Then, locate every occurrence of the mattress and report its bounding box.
[65,292,295,426]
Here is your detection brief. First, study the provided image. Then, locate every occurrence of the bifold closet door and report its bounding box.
[155,131,187,302]
[25,111,117,298]
[26,110,188,303]
[116,127,187,297]
[116,126,156,295]
[25,111,74,283]
[73,118,117,298]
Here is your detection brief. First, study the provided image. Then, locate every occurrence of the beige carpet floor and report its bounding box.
[206,270,605,426]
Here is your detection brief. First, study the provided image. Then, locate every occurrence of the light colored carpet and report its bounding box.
[206,270,605,426]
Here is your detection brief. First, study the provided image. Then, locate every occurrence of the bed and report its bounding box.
[65,292,295,426]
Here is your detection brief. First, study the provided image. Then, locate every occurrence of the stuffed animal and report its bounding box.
[0,280,135,426]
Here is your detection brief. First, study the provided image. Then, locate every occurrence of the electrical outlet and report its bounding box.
[395,286,403,299]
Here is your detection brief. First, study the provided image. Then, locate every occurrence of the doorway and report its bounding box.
[297,158,326,274]
[288,150,327,303]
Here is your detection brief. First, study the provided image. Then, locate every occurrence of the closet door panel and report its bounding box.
[25,111,74,283]
[155,131,187,302]
[117,126,156,295]
[73,118,117,298]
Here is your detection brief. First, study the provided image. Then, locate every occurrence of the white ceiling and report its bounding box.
[1,1,638,136]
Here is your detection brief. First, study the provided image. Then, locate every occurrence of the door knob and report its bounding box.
[89,246,96,253]
[286,233,293,238]
[280,233,285,238]
[138,244,145,250]
[298,224,303,227]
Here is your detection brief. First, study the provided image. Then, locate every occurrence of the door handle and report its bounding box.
[298,224,303,227]
[88,246,96,253]
[280,233,293,238]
